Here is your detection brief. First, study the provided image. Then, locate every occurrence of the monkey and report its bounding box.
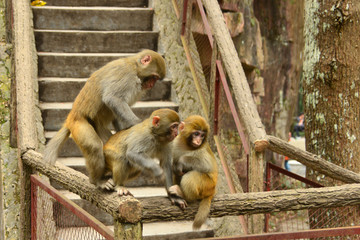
[168,115,218,230]
[103,108,185,201]
[43,49,166,189]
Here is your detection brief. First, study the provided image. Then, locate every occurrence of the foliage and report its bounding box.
[31,0,47,6]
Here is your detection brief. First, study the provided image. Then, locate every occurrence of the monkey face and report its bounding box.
[142,75,160,90]
[187,130,206,149]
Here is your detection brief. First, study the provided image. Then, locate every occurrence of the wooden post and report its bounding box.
[114,220,142,240]
[12,0,39,239]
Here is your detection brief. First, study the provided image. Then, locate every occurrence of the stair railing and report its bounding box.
[13,0,360,239]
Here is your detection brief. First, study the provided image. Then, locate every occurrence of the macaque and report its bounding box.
[43,49,166,189]
[169,115,218,230]
[103,108,181,198]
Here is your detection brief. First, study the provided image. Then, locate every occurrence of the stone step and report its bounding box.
[39,77,172,102]
[33,6,153,31]
[37,52,132,78]
[55,190,214,239]
[51,157,163,187]
[43,0,148,7]
[40,101,179,131]
[45,132,82,157]
[35,30,158,53]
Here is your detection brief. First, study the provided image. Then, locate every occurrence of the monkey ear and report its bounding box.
[179,122,185,132]
[152,116,161,127]
[141,55,152,65]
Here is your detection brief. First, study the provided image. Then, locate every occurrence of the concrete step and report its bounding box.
[33,6,153,31]
[39,77,172,102]
[55,190,214,239]
[40,101,179,131]
[35,30,158,53]
[37,52,132,78]
[51,157,163,187]
[43,0,148,7]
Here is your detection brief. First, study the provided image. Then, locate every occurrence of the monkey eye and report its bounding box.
[194,131,201,137]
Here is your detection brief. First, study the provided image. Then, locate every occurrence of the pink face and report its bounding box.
[190,130,206,148]
[142,75,160,90]
[168,122,179,141]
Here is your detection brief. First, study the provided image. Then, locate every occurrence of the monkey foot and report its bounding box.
[168,185,187,209]
[170,196,188,210]
[168,185,184,198]
[116,186,133,196]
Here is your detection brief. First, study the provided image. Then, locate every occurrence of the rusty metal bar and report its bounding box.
[264,162,271,232]
[267,162,324,188]
[31,177,38,240]
[213,66,220,135]
[216,60,250,155]
[181,0,188,36]
[199,226,360,239]
[30,175,114,240]
[196,0,214,48]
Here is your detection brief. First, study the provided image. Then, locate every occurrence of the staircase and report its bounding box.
[33,0,213,238]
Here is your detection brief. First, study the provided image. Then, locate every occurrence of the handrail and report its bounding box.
[31,174,114,240]
[23,150,360,220]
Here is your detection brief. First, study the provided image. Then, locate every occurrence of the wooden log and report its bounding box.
[22,150,360,223]
[140,183,360,222]
[267,135,360,184]
[201,0,268,151]
[22,150,142,223]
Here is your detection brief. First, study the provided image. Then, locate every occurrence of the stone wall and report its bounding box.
[0,1,21,239]
[153,0,206,119]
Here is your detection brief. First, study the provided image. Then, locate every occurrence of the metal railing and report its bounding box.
[31,174,114,240]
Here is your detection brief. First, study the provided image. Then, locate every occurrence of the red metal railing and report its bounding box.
[31,174,114,240]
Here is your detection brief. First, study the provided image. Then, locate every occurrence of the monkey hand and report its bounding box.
[153,166,164,179]
[174,169,185,177]
[98,179,115,191]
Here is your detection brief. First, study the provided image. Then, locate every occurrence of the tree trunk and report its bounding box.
[303,0,360,229]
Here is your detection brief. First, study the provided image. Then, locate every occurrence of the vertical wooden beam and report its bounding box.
[12,0,38,239]
[248,149,265,233]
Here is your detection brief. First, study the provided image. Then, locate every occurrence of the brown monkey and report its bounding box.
[169,115,218,230]
[103,108,182,199]
[43,49,166,189]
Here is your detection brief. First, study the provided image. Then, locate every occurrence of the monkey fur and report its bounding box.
[43,49,166,188]
[103,108,180,196]
[169,115,218,230]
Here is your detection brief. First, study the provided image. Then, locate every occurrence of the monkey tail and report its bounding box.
[43,126,70,165]
[193,195,213,230]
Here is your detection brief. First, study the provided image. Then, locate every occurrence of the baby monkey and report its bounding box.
[103,108,180,197]
[169,115,218,230]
